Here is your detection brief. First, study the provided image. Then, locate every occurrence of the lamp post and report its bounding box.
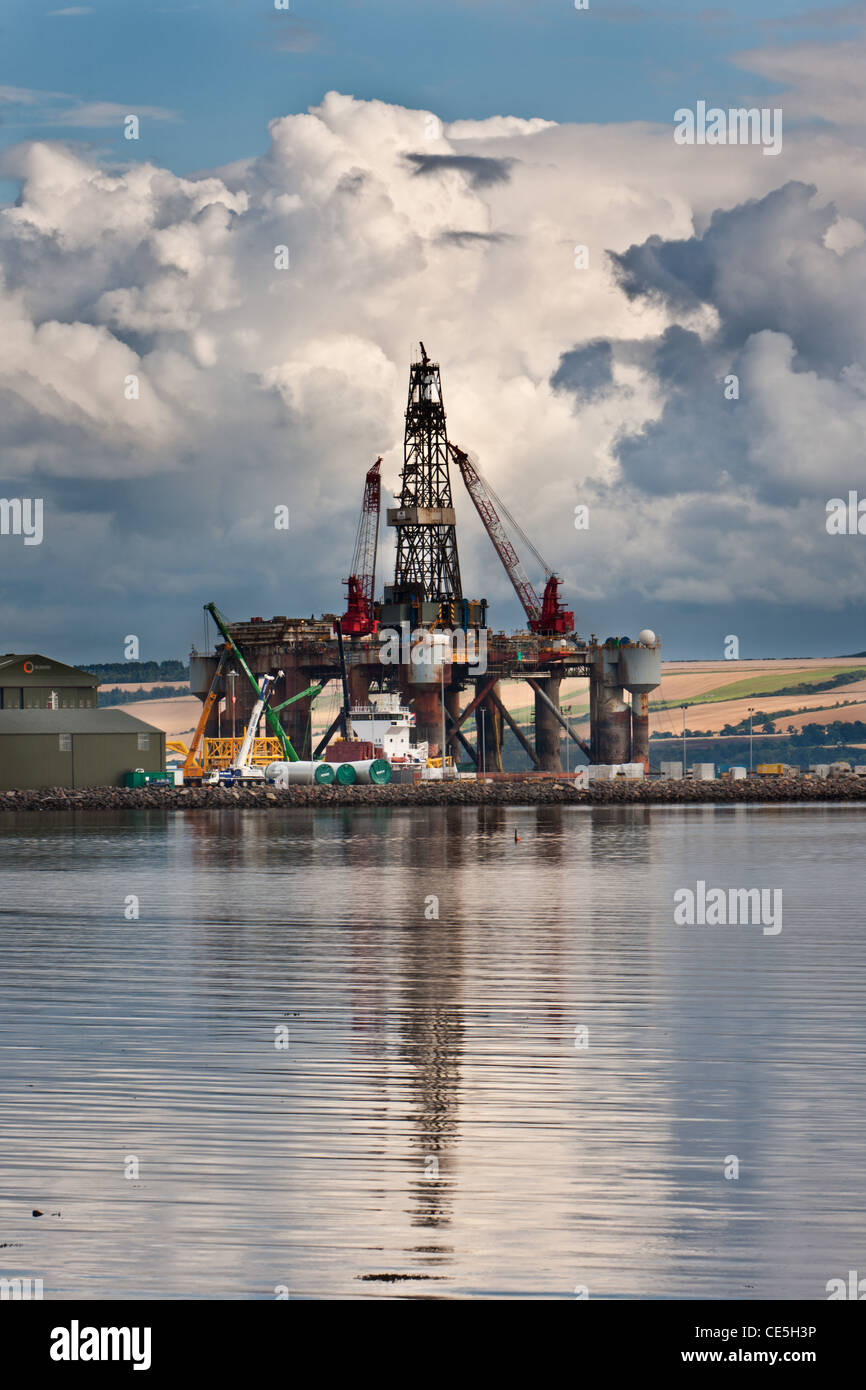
[681,703,688,779]
[564,704,572,774]
[748,706,755,774]
[480,706,486,779]
[440,657,447,780]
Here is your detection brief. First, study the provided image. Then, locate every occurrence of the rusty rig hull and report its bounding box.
[189,617,661,772]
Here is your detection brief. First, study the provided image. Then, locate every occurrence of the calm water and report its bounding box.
[1,802,864,1300]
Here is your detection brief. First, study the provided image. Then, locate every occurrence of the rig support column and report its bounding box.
[596,683,631,765]
[590,642,632,765]
[631,692,649,768]
[409,688,442,756]
[476,678,502,772]
[278,669,314,760]
[444,686,462,767]
[534,674,563,772]
[347,665,371,709]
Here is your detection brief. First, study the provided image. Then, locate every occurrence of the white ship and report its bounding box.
[349,692,429,765]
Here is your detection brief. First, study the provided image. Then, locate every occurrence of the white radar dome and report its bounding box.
[638,628,656,646]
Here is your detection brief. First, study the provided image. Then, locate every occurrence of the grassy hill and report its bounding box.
[651,666,866,710]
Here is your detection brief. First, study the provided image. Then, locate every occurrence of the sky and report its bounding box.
[1,0,866,660]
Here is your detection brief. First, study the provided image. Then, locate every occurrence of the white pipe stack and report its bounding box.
[265,761,331,785]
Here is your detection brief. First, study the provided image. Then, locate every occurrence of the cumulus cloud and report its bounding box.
[579,181,866,502]
[1,89,865,656]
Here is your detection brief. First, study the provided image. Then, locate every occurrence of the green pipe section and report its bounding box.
[352,758,392,785]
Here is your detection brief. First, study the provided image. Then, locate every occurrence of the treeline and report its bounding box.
[719,717,866,741]
[84,660,189,682]
[656,715,866,740]
[98,685,189,707]
[788,720,866,745]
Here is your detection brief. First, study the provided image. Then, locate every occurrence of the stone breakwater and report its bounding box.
[1,776,865,813]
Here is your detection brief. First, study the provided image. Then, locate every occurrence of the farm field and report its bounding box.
[101,694,202,741]
[105,657,866,748]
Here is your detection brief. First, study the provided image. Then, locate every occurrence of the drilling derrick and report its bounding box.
[379,345,487,766]
[387,343,462,606]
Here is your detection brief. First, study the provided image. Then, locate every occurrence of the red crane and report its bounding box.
[342,457,382,636]
[448,443,574,636]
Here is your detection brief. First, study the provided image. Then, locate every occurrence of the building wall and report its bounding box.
[0,732,165,790]
[0,735,70,789]
[0,655,98,710]
[18,687,97,710]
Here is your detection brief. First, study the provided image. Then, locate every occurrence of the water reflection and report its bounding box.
[0,803,864,1299]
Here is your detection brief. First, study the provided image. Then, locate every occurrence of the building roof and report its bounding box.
[0,709,163,735]
[0,654,99,687]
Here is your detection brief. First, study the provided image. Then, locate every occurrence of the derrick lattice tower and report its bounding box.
[389,343,462,605]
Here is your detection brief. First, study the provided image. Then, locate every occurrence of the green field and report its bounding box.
[651,666,866,711]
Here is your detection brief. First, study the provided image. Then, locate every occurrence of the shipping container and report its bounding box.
[124,770,173,788]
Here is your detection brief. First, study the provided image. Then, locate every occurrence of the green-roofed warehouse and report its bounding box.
[0,708,165,790]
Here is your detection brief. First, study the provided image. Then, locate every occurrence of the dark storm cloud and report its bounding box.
[438,229,510,246]
[546,182,866,514]
[405,153,515,188]
[610,181,865,373]
[609,229,714,311]
[611,327,753,497]
[551,340,614,401]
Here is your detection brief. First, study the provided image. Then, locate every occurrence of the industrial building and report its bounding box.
[0,708,165,791]
[0,654,164,789]
[189,345,662,772]
[0,653,98,709]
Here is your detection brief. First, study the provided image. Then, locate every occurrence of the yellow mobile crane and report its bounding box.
[177,643,232,781]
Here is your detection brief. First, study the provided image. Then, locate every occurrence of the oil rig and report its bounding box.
[189,344,661,773]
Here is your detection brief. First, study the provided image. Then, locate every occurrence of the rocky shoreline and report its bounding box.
[1,775,866,813]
